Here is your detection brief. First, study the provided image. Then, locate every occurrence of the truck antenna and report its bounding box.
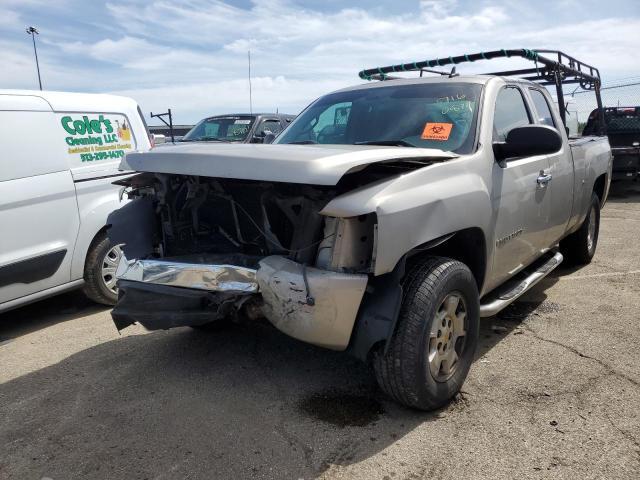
[248,50,253,115]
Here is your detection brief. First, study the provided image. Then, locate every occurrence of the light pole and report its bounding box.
[26,26,42,90]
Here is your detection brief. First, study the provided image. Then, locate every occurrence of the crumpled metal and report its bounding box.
[116,255,258,293]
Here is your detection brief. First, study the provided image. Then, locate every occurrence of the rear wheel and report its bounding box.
[83,232,123,306]
[560,193,601,265]
[373,257,480,410]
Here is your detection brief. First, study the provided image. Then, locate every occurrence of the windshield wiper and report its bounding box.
[187,136,232,142]
[355,140,417,147]
[286,140,317,144]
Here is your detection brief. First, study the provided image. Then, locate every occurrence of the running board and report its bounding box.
[479,251,563,317]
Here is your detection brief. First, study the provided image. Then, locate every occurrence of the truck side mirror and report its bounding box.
[493,125,562,161]
[263,132,276,144]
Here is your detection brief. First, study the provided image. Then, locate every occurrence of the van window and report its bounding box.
[493,87,531,141]
[0,111,68,182]
[137,105,152,146]
[529,89,556,127]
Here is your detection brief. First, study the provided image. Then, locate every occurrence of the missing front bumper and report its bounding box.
[112,255,368,350]
[111,280,253,331]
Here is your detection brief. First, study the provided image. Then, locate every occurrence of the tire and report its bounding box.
[560,193,601,265]
[82,232,123,306]
[373,256,480,411]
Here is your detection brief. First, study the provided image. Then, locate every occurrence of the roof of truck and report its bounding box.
[200,113,296,119]
[331,75,519,95]
[0,89,140,112]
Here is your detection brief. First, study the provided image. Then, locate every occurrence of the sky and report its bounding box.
[1,0,640,125]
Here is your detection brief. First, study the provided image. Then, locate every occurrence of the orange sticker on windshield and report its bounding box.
[421,122,453,141]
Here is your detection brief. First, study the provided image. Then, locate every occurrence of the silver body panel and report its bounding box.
[120,143,456,186]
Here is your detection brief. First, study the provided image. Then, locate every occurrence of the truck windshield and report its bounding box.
[182,116,255,142]
[277,82,483,153]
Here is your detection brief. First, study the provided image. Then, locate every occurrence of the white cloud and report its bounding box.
[2,0,639,123]
[110,75,347,120]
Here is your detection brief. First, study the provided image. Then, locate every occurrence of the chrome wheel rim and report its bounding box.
[102,244,123,294]
[587,205,597,252]
[428,292,467,382]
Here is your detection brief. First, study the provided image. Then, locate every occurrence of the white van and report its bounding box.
[0,90,152,312]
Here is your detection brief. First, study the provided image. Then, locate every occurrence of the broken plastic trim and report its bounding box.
[116,255,259,293]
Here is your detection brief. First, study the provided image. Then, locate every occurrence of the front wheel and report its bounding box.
[373,256,480,411]
[83,232,123,306]
[560,193,601,265]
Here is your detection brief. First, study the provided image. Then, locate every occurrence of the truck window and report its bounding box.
[257,119,283,136]
[312,102,352,143]
[493,87,531,141]
[529,89,556,127]
[183,116,255,142]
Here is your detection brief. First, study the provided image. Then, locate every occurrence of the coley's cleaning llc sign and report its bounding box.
[60,113,135,164]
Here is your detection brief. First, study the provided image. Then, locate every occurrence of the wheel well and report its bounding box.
[350,228,486,363]
[593,174,606,203]
[406,228,486,291]
[84,226,109,266]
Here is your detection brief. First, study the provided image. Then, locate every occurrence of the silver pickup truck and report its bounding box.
[109,50,612,410]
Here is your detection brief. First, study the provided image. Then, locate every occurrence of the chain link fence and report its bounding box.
[559,78,640,135]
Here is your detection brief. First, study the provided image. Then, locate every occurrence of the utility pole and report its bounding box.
[26,26,42,90]
[248,50,253,115]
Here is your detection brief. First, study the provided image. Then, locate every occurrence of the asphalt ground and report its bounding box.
[1,182,639,480]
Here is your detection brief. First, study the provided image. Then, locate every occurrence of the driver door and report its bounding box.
[490,86,552,285]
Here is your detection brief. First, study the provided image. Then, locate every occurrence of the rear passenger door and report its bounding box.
[491,86,552,283]
[0,95,80,305]
[527,87,574,245]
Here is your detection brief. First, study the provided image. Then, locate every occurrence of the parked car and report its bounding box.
[107,50,611,410]
[583,106,640,180]
[0,90,152,312]
[179,113,295,144]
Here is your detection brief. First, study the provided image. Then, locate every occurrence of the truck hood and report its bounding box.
[120,143,457,185]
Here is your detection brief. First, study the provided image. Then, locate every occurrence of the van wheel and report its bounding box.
[560,193,601,265]
[373,257,479,411]
[83,232,123,306]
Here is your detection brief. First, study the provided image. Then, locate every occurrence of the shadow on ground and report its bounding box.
[0,290,109,343]
[0,275,566,480]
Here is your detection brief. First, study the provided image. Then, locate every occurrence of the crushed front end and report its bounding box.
[108,173,376,350]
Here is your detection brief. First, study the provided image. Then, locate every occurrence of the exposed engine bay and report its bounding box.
[113,172,377,272]
[108,172,382,350]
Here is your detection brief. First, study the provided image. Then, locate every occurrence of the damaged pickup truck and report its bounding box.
[108,49,612,410]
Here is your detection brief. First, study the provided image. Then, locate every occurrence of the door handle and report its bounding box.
[537,172,552,187]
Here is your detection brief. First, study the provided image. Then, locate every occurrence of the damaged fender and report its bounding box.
[257,256,368,350]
